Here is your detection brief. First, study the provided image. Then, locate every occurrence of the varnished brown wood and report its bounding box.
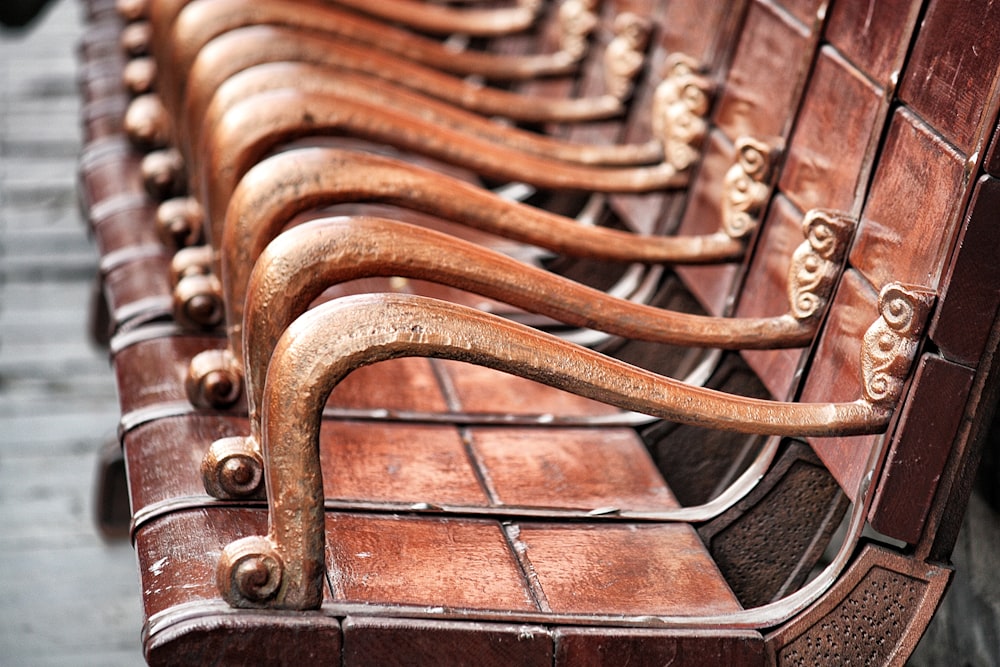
[183,25,623,130]
[898,0,1000,154]
[76,1,1000,662]
[869,355,975,544]
[712,0,815,143]
[199,88,686,233]
[215,288,924,609]
[848,108,969,292]
[673,0,832,318]
[234,214,843,446]
[823,0,923,87]
[797,270,882,496]
[343,618,554,667]
[778,46,885,216]
[734,196,816,399]
[553,627,765,667]
[928,176,1000,366]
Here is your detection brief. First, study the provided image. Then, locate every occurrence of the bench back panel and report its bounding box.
[796,0,1000,505]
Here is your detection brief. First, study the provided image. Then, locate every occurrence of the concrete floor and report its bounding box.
[0,1,144,664]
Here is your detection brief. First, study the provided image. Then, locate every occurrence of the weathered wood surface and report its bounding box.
[0,1,142,664]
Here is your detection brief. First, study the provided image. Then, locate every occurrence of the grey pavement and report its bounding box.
[0,1,144,665]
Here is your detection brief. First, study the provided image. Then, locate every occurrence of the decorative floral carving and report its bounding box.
[721,137,777,240]
[788,210,855,320]
[652,54,713,171]
[861,284,935,405]
[558,0,600,61]
[603,12,651,100]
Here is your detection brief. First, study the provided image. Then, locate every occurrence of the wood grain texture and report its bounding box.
[124,412,684,517]
[554,627,765,666]
[326,513,538,611]
[899,0,1000,154]
[100,254,174,328]
[848,107,968,292]
[778,45,885,216]
[735,195,812,399]
[512,522,741,615]
[113,333,226,415]
[78,137,147,212]
[146,613,342,667]
[777,0,827,29]
[674,131,741,316]
[342,617,552,666]
[434,359,624,417]
[89,200,161,257]
[135,508,276,619]
[713,0,813,142]
[468,426,678,510]
[869,354,975,544]
[823,0,923,86]
[929,176,1000,366]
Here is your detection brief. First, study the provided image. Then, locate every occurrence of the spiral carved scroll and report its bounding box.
[558,0,599,62]
[202,435,266,499]
[652,54,713,171]
[861,284,935,405]
[217,535,285,608]
[722,137,777,240]
[603,12,651,100]
[788,210,856,320]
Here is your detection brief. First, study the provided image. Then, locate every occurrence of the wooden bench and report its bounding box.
[77,0,1000,664]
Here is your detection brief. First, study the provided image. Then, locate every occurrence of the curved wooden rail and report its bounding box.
[182,25,623,135]
[188,61,663,171]
[322,0,543,37]
[237,215,836,435]
[215,285,931,610]
[199,88,687,229]
[157,0,584,121]
[197,208,853,495]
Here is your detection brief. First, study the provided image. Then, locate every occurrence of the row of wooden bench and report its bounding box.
[76,0,1000,664]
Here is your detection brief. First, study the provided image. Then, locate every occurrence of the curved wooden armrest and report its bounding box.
[325,0,542,37]
[189,61,663,172]
[158,0,583,121]
[215,286,931,610]
[214,145,743,302]
[197,207,852,494]
[233,213,851,435]
[182,26,623,144]
[179,144,771,407]
[200,88,687,230]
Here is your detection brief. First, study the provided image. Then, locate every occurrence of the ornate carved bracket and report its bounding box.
[862,284,935,405]
[788,210,856,321]
[721,137,779,240]
[603,12,651,100]
[652,54,714,171]
[558,0,600,62]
